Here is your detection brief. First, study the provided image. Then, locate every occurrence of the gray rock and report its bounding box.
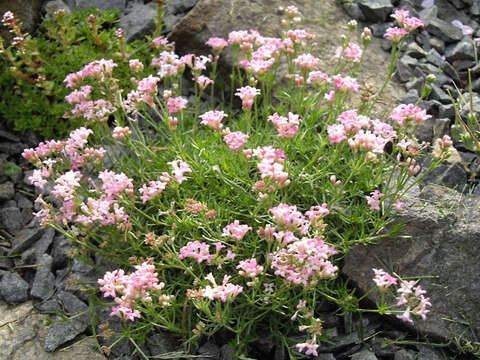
[0,142,27,155]
[220,344,236,360]
[396,55,418,82]
[316,354,336,360]
[43,0,72,17]
[52,234,72,269]
[441,61,461,85]
[429,37,445,53]
[426,48,445,67]
[405,77,424,94]
[57,290,88,314]
[472,77,480,92]
[0,271,29,303]
[394,349,416,360]
[30,254,55,300]
[406,42,428,59]
[0,130,20,143]
[416,345,444,360]
[36,298,62,312]
[401,89,419,104]
[416,117,434,143]
[352,349,378,360]
[15,194,33,209]
[8,227,44,255]
[74,0,127,11]
[438,103,455,118]
[418,5,438,27]
[342,2,366,21]
[343,184,480,344]
[445,37,475,62]
[472,0,480,15]
[0,182,15,201]
[0,207,24,231]
[430,84,451,103]
[422,159,468,191]
[433,73,451,87]
[44,318,89,352]
[197,342,220,360]
[31,227,54,259]
[357,0,393,22]
[426,18,463,42]
[369,22,393,38]
[0,247,13,269]
[166,0,197,14]
[145,331,178,358]
[119,2,157,42]
[434,118,451,138]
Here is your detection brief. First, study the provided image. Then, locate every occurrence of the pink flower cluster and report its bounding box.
[332,75,360,93]
[268,204,310,235]
[168,159,192,184]
[194,75,214,90]
[98,170,134,199]
[305,204,329,230]
[205,37,229,53]
[64,59,117,88]
[335,42,363,63]
[222,220,253,241]
[98,262,172,321]
[179,241,235,265]
[199,110,228,131]
[385,9,424,42]
[267,112,301,138]
[223,131,249,151]
[307,71,330,86]
[293,53,320,70]
[112,126,132,140]
[167,96,188,113]
[269,236,338,287]
[236,258,264,278]
[365,189,384,210]
[250,146,290,197]
[139,181,166,203]
[235,86,261,111]
[395,280,431,323]
[327,110,396,157]
[389,103,431,126]
[372,268,398,291]
[296,342,319,357]
[200,273,243,302]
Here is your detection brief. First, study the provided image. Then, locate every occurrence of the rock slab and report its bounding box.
[343,184,480,343]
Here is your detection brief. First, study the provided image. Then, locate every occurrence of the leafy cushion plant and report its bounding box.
[22,7,450,359]
[0,8,151,139]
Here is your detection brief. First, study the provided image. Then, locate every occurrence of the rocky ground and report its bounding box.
[0,0,479,359]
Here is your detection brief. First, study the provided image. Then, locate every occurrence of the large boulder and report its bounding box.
[168,0,405,104]
[343,184,480,344]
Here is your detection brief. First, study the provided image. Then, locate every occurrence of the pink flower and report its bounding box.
[372,268,398,290]
[236,258,264,278]
[267,112,301,138]
[129,59,144,71]
[365,190,384,210]
[403,16,424,32]
[222,220,252,241]
[335,42,363,63]
[384,27,409,42]
[112,126,131,140]
[307,71,330,86]
[139,181,166,203]
[205,37,229,53]
[179,241,214,264]
[137,75,160,93]
[223,131,249,151]
[200,273,243,302]
[199,110,228,131]
[168,160,192,184]
[391,9,410,26]
[194,75,214,90]
[235,86,261,111]
[293,53,320,70]
[167,96,188,113]
[332,75,359,92]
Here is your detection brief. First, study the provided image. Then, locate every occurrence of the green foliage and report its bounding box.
[0,8,151,139]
